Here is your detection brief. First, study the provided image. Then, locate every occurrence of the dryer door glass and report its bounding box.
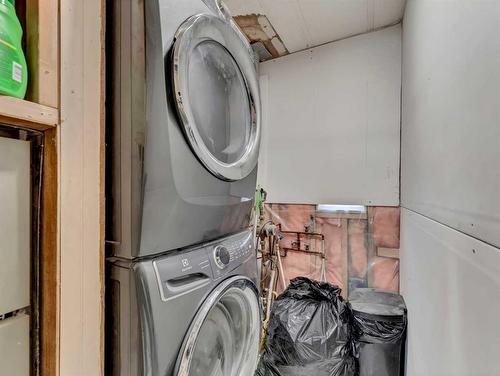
[175,277,260,376]
[172,14,261,182]
[188,40,250,165]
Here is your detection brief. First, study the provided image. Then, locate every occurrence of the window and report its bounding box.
[316,204,367,214]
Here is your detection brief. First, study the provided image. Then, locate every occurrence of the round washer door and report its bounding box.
[171,14,261,182]
[175,276,261,376]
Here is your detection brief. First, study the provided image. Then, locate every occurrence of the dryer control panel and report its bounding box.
[153,229,255,301]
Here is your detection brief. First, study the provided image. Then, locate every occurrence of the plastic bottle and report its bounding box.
[0,0,28,98]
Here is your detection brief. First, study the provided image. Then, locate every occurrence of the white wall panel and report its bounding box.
[0,315,30,376]
[400,209,500,376]
[0,137,30,315]
[258,25,401,205]
[401,0,500,247]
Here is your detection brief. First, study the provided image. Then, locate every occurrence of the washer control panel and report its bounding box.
[211,230,254,277]
[153,230,256,300]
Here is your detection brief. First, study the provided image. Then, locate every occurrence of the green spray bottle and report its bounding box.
[0,0,27,98]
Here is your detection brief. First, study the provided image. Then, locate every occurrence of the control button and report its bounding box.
[214,246,231,269]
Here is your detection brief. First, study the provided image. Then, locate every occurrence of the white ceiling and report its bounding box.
[224,0,406,53]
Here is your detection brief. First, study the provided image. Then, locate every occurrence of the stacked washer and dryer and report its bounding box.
[106,0,262,375]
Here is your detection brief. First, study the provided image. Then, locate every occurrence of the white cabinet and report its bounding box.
[0,314,30,376]
[0,137,30,315]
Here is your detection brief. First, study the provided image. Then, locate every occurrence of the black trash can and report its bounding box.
[349,288,407,376]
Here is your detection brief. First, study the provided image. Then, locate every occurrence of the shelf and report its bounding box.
[0,96,58,131]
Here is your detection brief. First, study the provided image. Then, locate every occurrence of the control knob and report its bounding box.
[214,246,231,269]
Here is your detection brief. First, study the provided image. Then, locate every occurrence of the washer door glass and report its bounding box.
[171,14,261,182]
[175,277,261,376]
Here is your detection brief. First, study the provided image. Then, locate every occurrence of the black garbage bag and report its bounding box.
[256,277,358,376]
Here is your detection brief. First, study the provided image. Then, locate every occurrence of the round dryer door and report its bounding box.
[171,14,261,182]
[175,276,261,376]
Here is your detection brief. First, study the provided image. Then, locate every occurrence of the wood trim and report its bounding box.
[40,127,59,376]
[31,0,60,373]
[98,0,106,367]
[26,0,59,107]
[0,96,58,130]
[59,0,105,374]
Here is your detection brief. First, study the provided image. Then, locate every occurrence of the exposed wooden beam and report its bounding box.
[377,247,400,259]
[340,218,349,298]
